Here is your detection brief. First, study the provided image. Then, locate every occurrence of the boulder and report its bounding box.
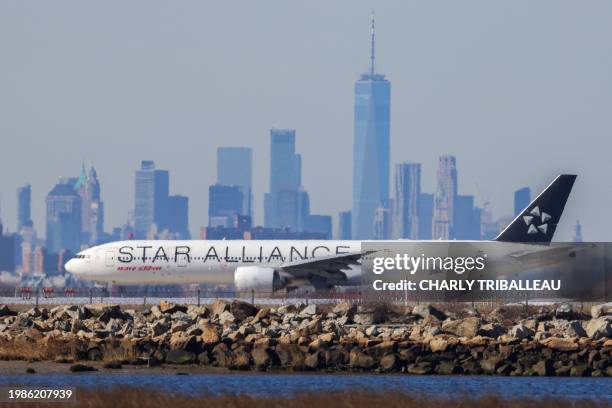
[478,323,506,338]
[570,364,590,377]
[555,303,574,319]
[229,348,251,370]
[510,324,534,340]
[412,304,446,321]
[304,352,321,370]
[230,300,258,321]
[252,307,270,323]
[532,360,553,376]
[590,304,612,319]
[0,305,13,317]
[436,361,459,375]
[299,304,318,317]
[585,318,612,340]
[442,317,481,338]
[349,349,375,369]
[353,314,375,325]
[542,337,578,352]
[159,301,187,315]
[379,354,398,372]
[275,343,304,368]
[332,302,357,319]
[218,311,236,326]
[211,343,230,367]
[407,362,433,375]
[211,300,230,317]
[165,349,195,365]
[429,338,449,352]
[480,357,501,374]
[251,347,272,370]
[200,324,220,345]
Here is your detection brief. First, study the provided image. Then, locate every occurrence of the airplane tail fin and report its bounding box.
[495,174,576,243]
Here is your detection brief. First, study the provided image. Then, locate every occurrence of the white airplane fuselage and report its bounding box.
[66,240,363,285]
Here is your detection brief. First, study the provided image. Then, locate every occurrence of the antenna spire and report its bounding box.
[369,9,376,75]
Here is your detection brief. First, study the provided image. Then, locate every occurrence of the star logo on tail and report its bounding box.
[523,206,551,234]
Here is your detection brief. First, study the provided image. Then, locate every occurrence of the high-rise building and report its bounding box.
[352,12,390,239]
[167,195,190,239]
[373,201,392,240]
[418,193,434,240]
[75,164,104,245]
[46,178,82,253]
[134,161,169,239]
[264,129,310,231]
[217,147,253,218]
[432,155,457,239]
[338,210,352,240]
[453,195,482,240]
[17,184,33,231]
[307,215,333,239]
[393,163,421,239]
[209,184,243,227]
[0,220,17,273]
[514,187,531,216]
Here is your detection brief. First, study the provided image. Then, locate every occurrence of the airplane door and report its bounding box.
[105,251,115,267]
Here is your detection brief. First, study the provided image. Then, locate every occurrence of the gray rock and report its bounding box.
[442,317,481,338]
[353,313,374,325]
[349,349,375,369]
[332,302,357,319]
[300,304,318,317]
[478,323,506,338]
[591,304,612,319]
[412,304,446,321]
[165,350,195,365]
[585,317,612,339]
[510,324,535,340]
[218,310,236,326]
[251,347,272,370]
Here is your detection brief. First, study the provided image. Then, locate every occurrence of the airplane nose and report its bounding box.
[65,259,77,275]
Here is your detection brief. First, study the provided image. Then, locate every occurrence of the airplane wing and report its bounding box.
[277,251,373,288]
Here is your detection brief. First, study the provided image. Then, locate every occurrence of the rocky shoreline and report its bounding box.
[0,301,610,377]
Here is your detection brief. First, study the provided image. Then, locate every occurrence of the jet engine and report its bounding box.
[234,266,286,292]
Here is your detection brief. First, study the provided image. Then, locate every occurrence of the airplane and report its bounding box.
[65,174,577,292]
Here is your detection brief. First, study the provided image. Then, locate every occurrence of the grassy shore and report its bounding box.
[6,388,610,408]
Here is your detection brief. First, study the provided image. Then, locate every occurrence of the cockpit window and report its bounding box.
[74,254,91,259]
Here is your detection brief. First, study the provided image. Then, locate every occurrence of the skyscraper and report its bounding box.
[373,201,392,240]
[209,184,243,227]
[338,210,352,240]
[352,12,390,239]
[217,147,253,218]
[514,187,531,216]
[17,184,32,231]
[75,164,104,245]
[432,155,457,240]
[453,195,481,240]
[393,163,421,239]
[46,178,82,253]
[418,193,434,240]
[264,129,310,231]
[167,195,190,239]
[134,161,169,239]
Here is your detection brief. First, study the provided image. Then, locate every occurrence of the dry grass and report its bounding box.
[9,388,610,408]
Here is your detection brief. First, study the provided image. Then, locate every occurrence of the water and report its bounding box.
[0,374,610,401]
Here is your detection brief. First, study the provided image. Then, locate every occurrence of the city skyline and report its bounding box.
[1,2,609,240]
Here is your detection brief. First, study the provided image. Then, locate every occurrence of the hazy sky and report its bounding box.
[1,1,611,240]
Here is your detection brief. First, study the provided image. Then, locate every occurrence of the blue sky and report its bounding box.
[1,1,611,240]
